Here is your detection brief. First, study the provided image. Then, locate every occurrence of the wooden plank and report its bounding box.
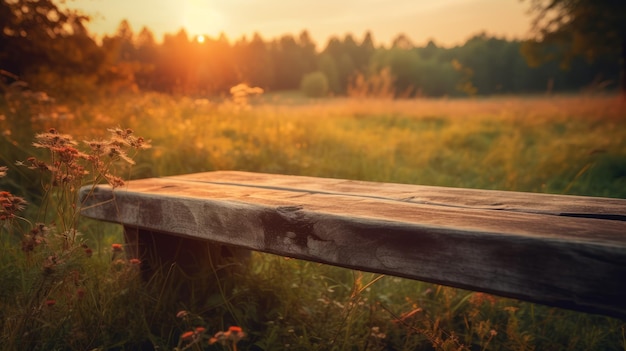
[79,171,626,319]
[170,171,626,220]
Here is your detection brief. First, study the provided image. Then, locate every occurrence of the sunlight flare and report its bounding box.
[182,0,225,38]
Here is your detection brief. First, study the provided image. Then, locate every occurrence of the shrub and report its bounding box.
[300,71,329,98]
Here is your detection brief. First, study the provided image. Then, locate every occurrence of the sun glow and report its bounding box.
[182,0,225,39]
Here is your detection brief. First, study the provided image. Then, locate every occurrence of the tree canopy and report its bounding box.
[1,0,621,99]
[522,0,626,95]
[0,0,98,76]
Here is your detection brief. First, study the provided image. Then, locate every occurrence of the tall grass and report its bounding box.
[1,91,625,350]
[61,93,626,197]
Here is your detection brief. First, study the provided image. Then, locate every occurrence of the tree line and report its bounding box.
[1,0,622,99]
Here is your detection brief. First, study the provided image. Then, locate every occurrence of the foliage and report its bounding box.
[0,0,93,75]
[522,0,626,94]
[3,1,622,99]
[523,0,625,62]
[0,0,113,99]
[270,32,318,90]
[97,29,620,97]
[300,71,329,98]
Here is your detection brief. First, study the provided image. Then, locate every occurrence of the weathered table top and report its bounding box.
[79,171,626,319]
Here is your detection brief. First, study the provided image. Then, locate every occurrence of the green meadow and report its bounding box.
[74,93,626,196]
[1,92,625,350]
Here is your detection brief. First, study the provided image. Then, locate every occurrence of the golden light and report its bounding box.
[182,0,225,39]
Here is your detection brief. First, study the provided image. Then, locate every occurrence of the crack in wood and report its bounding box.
[559,213,626,222]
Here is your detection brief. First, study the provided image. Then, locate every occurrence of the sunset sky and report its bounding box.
[70,0,533,48]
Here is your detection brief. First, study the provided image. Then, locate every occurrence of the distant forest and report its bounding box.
[1,1,621,99]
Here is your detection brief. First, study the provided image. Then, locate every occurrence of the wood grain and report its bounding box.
[79,171,626,319]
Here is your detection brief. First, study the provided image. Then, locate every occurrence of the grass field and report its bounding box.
[69,93,626,196]
[1,92,625,350]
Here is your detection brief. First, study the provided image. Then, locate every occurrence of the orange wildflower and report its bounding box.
[111,243,123,252]
[181,331,195,340]
[227,326,245,342]
[228,326,243,333]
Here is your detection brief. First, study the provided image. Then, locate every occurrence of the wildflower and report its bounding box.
[229,83,263,106]
[112,243,123,252]
[45,299,56,307]
[105,174,125,188]
[43,255,57,274]
[106,127,151,152]
[176,310,189,318]
[129,258,141,265]
[0,190,27,220]
[85,140,108,153]
[195,327,206,333]
[371,326,386,339]
[181,331,195,340]
[208,326,247,350]
[470,292,497,307]
[504,306,519,314]
[106,145,135,165]
[76,288,86,299]
[54,145,88,164]
[22,225,47,252]
[24,224,48,245]
[33,128,77,149]
[84,248,93,257]
[17,156,51,172]
[209,331,226,345]
[228,326,246,342]
[228,326,243,333]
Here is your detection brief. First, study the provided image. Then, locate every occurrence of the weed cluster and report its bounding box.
[0,127,151,349]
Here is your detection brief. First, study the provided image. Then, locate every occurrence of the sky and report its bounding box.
[69,0,534,48]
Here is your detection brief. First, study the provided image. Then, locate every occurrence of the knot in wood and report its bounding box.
[261,206,320,249]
